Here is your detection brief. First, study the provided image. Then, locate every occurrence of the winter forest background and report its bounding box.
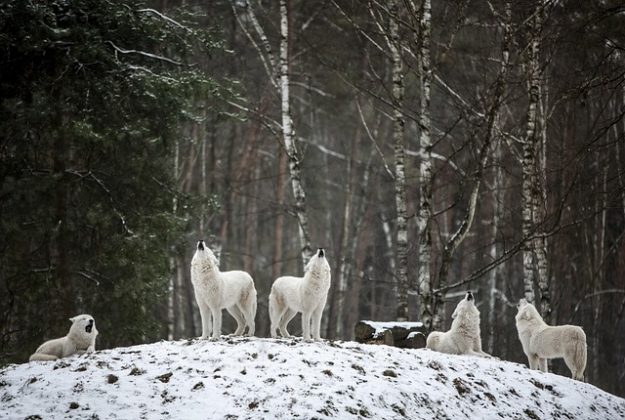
[1,0,625,397]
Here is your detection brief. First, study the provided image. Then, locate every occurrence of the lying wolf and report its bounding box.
[515,299,587,381]
[269,248,331,341]
[426,291,490,357]
[29,315,98,361]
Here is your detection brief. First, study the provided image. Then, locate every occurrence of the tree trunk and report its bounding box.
[280,0,312,269]
[488,139,504,354]
[388,0,409,322]
[272,150,287,282]
[522,1,545,308]
[167,136,180,341]
[416,0,434,330]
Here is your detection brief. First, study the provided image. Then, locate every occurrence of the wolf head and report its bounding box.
[69,314,97,337]
[451,291,479,320]
[515,299,542,323]
[304,248,331,275]
[192,240,219,268]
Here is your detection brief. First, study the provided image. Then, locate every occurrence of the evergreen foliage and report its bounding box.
[0,0,224,362]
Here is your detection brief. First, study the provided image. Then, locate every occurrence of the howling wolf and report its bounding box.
[190,240,257,339]
[29,315,98,361]
[269,248,331,341]
[426,291,490,357]
[515,299,587,381]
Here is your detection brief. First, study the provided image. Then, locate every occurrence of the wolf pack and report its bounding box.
[29,240,587,382]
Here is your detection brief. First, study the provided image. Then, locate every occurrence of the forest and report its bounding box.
[1,0,624,398]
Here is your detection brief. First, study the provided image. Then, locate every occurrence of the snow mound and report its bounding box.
[1,337,624,419]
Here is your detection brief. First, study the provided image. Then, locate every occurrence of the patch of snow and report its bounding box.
[406,331,425,340]
[1,338,623,419]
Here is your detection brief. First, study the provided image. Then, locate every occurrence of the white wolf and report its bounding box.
[515,299,587,381]
[29,315,98,361]
[426,291,490,357]
[269,248,331,341]
[190,240,257,339]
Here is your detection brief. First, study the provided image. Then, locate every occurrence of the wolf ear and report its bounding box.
[69,317,76,323]
[520,307,532,321]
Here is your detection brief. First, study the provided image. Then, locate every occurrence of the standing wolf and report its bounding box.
[29,315,98,361]
[191,240,257,339]
[269,248,331,341]
[426,291,490,357]
[515,299,587,381]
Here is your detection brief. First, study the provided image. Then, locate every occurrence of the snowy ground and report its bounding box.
[1,337,624,419]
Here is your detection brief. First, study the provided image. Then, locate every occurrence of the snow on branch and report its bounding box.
[136,8,193,32]
[106,41,183,66]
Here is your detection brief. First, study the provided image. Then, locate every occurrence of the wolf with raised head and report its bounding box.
[269,248,331,341]
[191,240,257,339]
[515,299,586,381]
[426,291,490,357]
[29,315,98,361]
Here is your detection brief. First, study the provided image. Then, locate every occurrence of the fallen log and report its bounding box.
[354,320,427,349]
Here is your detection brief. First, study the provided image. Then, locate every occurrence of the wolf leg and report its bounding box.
[269,293,285,338]
[302,311,312,341]
[211,307,222,340]
[198,301,213,339]
[311,301,326,341]
[528,354,540,370]
[228,305,245,335]
[280,309,297,338]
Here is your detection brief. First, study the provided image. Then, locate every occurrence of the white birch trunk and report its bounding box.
[416,0,434,330]
[535,49,550,320]
[522,1,545,308]
[382,214,397,293]
[389,0,409,321]
[280,0,313,269]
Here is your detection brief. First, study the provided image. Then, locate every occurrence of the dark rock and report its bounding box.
[156,372,173,383]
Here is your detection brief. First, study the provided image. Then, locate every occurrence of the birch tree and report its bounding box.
[231,0,313,270]
[280,0,313,267]
[522,1,550,319]
[414,0,434,329]
[388,0,410,321]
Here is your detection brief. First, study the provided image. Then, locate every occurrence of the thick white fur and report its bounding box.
[515,299,587,381]
[29,315,98,362]
[191,241,257,339]
[426,293,490,357]
[269,249,331,341]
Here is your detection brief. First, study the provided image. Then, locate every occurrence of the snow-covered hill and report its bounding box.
[1,337,624,419]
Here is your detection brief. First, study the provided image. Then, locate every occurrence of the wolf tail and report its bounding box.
[425,331,442,350]
[29,353,59,362]
[268,291,279,338]
[572,328,587,381]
